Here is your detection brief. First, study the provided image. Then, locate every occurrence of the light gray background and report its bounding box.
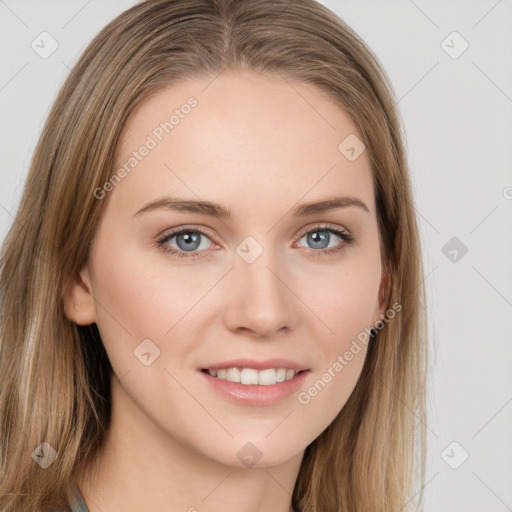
[1,1,511,511]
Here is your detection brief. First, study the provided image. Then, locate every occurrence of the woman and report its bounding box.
[0,0,428,511]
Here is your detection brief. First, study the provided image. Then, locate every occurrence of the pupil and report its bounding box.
[178,232,200,250]
[308,230,328,249]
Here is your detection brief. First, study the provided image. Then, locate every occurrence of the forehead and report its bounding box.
[108,71,374,217]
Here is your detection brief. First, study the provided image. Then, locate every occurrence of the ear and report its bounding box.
[62,264,97,325]
[371,267,391,327]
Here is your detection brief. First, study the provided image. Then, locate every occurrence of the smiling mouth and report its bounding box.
[201,367,308,386]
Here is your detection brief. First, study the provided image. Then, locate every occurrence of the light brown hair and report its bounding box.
[0,1,428,510]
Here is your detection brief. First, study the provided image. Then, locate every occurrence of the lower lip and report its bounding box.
[198,370,310,407]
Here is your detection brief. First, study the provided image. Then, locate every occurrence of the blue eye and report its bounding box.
[298,228,347,250]
[156,224,355,260]
[294,224,356,258]
[156,227,213,260]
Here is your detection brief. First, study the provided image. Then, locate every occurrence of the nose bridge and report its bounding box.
[224,237,293,335]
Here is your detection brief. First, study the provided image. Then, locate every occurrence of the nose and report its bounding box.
[222,247,295,338]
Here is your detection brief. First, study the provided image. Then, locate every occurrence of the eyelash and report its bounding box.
[155,223,356,260]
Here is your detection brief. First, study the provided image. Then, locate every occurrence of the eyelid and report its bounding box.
[157,224,216,242]
[155,222,354,259]
[295,222,352,239]
[156,222,350,245]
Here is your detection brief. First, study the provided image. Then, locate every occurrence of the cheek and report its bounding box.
[290,252,379,425]
[89,235,207,371]
[291,342,368,455]
[300,250,381,344]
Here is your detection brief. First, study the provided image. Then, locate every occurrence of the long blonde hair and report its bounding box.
[0,1,428,510]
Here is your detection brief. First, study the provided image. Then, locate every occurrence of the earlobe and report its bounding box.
[62,265,97,325]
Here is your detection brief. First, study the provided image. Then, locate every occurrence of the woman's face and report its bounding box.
[69,71,388,468]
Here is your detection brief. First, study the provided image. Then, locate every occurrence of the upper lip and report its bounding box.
[199,358,309,372]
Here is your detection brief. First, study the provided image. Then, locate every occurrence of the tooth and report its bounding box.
[240,368,259,385]
[285,369,296,381]
[209,367,302,385]
[226,367,241,383]
[276,368,286,382]
[258,369,277,386]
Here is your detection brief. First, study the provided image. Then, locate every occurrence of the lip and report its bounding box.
[198,367,310,407]
[198,358,309,372]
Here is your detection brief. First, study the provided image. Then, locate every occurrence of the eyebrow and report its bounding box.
[132,195,370,219]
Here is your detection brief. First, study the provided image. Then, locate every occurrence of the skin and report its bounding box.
[64,71,389,512]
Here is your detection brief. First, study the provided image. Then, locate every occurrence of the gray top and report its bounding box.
[71,486,89,512]
[50,485,89,512]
